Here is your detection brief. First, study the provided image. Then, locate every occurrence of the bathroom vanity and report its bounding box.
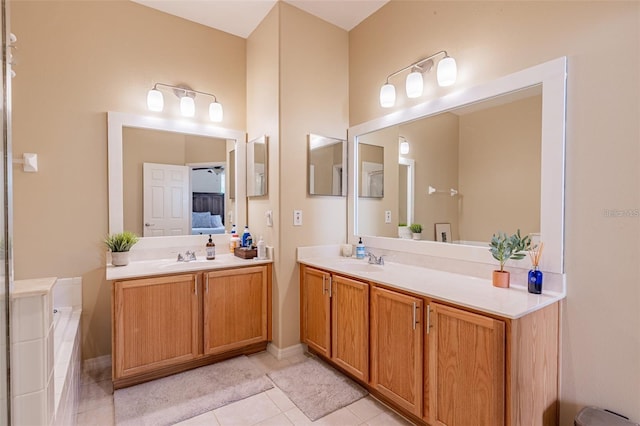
[108,254,272,389]
[298,254,562,426]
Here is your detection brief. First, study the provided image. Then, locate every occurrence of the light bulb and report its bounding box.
[405,71,423,98]
[180,96,195,117]
[437,56,457,87]
[379,83,396,108]
[209,102,223,122]
[147,89,164,112]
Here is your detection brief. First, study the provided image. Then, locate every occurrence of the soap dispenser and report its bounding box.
[356,237,365,259]
[257,236,267,260]
[206,234,216,260]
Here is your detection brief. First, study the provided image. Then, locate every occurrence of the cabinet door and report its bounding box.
[113,274,199,379]
[203,265,268,355]
[301,267,331,358]
[370,286,423,416]
[429,303,505,426]
[331,275,369,382]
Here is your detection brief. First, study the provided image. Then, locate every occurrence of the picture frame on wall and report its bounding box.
[435,223,452,243]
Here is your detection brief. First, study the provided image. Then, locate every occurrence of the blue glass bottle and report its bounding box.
[528,266,543,294]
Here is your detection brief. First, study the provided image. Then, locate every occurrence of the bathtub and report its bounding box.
[11,276,82,426]
[53,306,82,426]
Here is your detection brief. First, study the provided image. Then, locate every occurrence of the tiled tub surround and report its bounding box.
[297,244,565,318]
[12,277,82,426]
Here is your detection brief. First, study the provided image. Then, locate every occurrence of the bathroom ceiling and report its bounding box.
[130,0,389,38]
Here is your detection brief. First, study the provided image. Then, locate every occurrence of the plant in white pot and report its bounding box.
[488,229,531,288]
[409,223,423,240]
[105,231,139,267]
[398,223,412,239]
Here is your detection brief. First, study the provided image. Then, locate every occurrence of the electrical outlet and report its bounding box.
[385,210,392,224]
[293,210,303,226]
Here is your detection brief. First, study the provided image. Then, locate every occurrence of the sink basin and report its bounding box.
[156,259,211,269]
[335,259,384,273]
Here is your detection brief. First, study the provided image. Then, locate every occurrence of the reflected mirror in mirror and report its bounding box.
[123,127,236,237]
[358,143,384,198]
[247,135,268,197]
[357,87,542,245]
[308,134,346,196]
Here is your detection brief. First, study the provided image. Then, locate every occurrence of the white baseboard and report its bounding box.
[267,342,305,360]
[83,355,112,372]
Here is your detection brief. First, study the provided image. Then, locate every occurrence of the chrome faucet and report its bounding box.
[366,252,384,265]
[177,251,197,262]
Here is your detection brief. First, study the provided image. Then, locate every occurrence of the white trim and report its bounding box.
[266,342,305,360]
[348,57,567,274]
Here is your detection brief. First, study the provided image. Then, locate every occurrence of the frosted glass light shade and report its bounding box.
[400,141,410,155]
[405,71,423,98]
[147,89,164,112]
[437,56,457,87]
[209,102,223,122]
[380,83,396,108]
[180,96,195,117]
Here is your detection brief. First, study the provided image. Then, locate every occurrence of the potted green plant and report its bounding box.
[105,231,139,266]
[398,222,412,239]
[489,229,531,288]
[409,223,423,240]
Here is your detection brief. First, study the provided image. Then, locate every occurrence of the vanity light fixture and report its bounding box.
[146,82,224,122]
[399,136,410,155]
[379,50,457,108]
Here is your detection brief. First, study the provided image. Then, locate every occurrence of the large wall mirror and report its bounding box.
[247,135,268,197]
[108,112,247,237]
[348,57,567,273]
[307,134,346,196]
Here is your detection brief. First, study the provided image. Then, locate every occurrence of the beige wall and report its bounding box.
[248,2,349,349]
[350,1,640,422]
[401,113,459,241]
[458,95,541,242]
[11,0,246,359]
[267,3,349,349]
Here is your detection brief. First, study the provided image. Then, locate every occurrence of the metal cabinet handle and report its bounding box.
[144,223,154,227]
[329,276,333,298]
[322,275,326,294]
[205,274,209,293]
[412,302,419,330]
[426,304,432,334]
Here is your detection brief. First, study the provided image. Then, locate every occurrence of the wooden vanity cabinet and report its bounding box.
[300,266,369,381]
[113,274,200,380]
[299,263,560,426]
[427,302,505,426]
[112,264,272,389]
[203,265,269,355]
[370,286,423,417]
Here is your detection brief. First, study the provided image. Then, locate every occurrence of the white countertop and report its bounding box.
[106,253,272,281]
[298,256,563,320]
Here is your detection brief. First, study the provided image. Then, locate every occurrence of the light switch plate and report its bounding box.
[293,210,302,226]
[385,210,392,223]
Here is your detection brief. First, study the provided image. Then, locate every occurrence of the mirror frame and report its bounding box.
[307,134,347,197]
[108,111,247,236]
[348,57,567,274]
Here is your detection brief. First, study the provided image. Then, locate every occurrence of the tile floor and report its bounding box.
[76,351,414,426]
